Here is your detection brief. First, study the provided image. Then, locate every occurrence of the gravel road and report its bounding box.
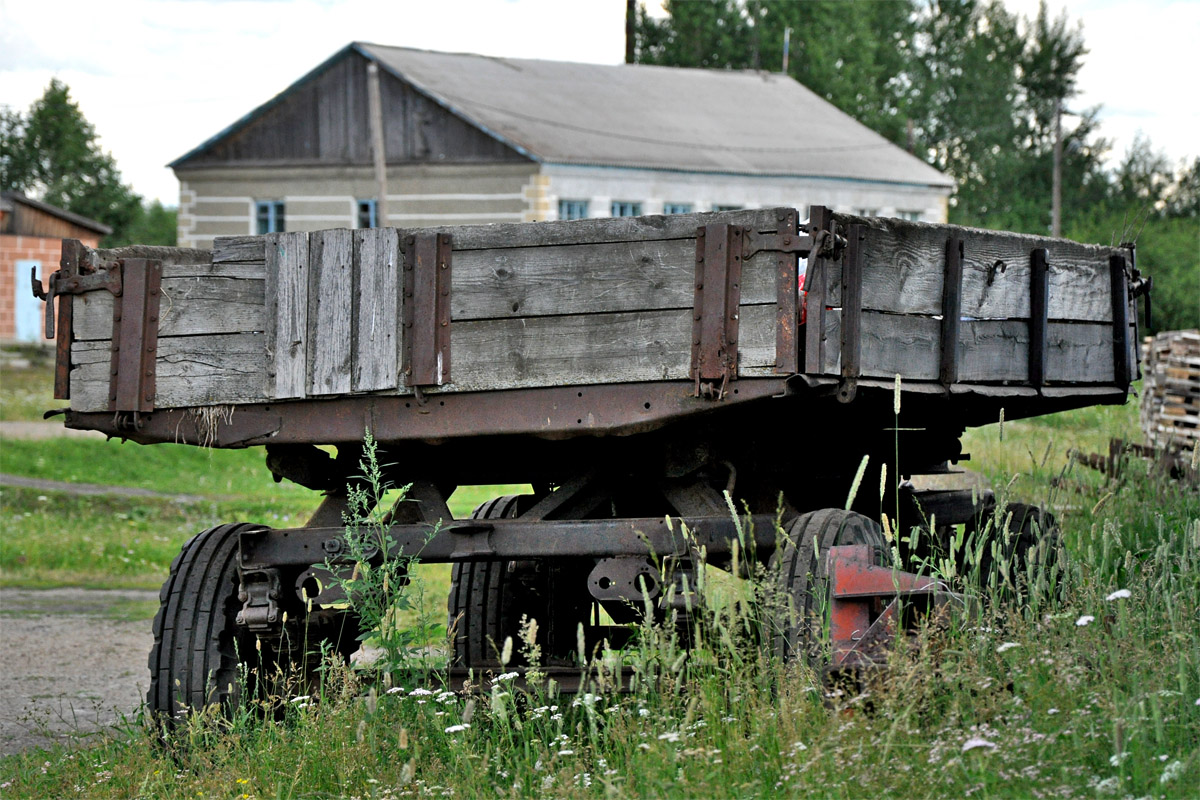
[0,588,157,756]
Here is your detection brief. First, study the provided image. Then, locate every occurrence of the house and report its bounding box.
[0,192,111,343]
[171,43,953,248]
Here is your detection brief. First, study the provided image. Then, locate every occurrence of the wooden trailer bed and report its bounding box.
[43,206,1141,447]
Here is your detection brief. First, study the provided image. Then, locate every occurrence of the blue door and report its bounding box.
[15,260,42,341]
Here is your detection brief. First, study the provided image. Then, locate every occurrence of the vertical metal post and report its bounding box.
[838,224,865,403]
[804,206,833,375]
[940,238,964,388]
[1110,254,1131,389]
[774,208,800,374]
[1028,248,1049,388]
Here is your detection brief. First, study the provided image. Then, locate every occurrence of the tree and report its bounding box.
[1,79,141,245]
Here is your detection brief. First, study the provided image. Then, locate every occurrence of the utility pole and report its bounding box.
[626,0,636,64]
[1052,96,1062,237]
[367,61,389,228]
[782,27,792,73]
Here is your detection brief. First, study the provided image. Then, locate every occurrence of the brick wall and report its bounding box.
[0,234,101,343]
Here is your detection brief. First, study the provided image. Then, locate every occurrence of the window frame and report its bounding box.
[610,200,642,218]
[255,200,286,234]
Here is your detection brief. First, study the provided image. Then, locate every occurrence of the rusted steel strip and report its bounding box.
[403,233,452,387]
[940,238,965,388]
[838,224,865,402]
[1109,254,1131,389]
[63,377,789,448]
[238,513,785,570]
[109,259,163,412]
[691,223,744,395]
[53,240,82,399]
[1028,248,1050,388]
[803,206,834,375]
[773,208,801,374]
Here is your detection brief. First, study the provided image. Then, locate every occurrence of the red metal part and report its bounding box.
[826,545,958,669]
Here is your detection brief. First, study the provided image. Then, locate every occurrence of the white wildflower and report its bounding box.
[961,737,996,752]
[289,695,311,703]
[1160,760,1184,784]
[996,642,1019,653]
[444,724,470,734]
[386,686,405,695]
[1106,589,1132,601]
[494,671,519,682]
[1109,752,1128,767]
[658,732,681,743]
[637,743,650,750]
[1075,615,1095,627]
[557,749,575,756]
[638,707,650,717]
[1094,776,1120,795]
[410,687,434,696]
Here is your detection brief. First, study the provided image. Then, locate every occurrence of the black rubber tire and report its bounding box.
[148,523,260,724]
[967,502,1061,601]
[448,496,593,668]
[768,509,891,667]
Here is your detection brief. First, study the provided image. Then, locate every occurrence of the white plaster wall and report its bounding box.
[541,164,950,223]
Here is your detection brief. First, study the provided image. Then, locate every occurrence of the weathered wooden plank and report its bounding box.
[824,214,1124,322]
[819,310,1134,385]
[306,229,354,396]
[92,245,211,267]
[445,303,776,393]
[70,333,267,412]
[213,236,267,264]
[73,270,265,341]
[352,227,400,392]
[423,207,793,251]
[451,238,775,321]
[265,232,310,399]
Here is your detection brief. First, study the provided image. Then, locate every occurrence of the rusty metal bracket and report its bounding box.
[402,233,453,388]
[1109,253,1132,390]
[236,566,284,634]
[108,259,163,414]
[691,224,745,399]
[742,230,815,260]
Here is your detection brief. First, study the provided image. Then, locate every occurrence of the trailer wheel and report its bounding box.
[148,522,359,727]
[448,495,594,668]
[966,502,1062,601]
[768,509,891,667]
[148,523,261,725]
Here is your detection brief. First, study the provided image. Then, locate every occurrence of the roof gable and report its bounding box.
[174,43,951,188]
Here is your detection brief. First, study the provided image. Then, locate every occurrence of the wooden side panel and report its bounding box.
[823,215,1122,322]
[451,238,774,321]
[265,232,310,399]
[431,208,788,251]
[71,333,266,412]
[820,310,1132,384]
[353,227,401,392]
[72,264,265,341]
[447,303,776,393]
[306,229,354,396]
[213,236,267,264]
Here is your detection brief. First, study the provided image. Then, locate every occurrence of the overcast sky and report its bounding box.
[2,0,1196,205]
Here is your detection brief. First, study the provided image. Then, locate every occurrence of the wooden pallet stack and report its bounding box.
[1141,329,1200,448]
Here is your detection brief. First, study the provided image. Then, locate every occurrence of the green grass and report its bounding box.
[2,385,1198,797]
[0,360,58,422]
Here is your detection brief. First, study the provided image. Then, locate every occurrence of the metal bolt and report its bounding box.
[144,393,153,401]
[441,320,448,326]
[696,282,703,289]
[694,312,702,321]
[150,315,158,322]
[693,338,701,345]
[784,235,792,245]
[440,263,447,270]
[147,345,154,352]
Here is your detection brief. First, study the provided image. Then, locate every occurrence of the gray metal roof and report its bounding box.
[359,43,951,188]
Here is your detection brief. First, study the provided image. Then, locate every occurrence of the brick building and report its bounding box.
[0,192,111,343]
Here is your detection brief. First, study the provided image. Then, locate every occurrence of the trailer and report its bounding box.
[33,206,1146,719]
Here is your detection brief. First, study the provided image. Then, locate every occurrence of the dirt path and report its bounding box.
[0,588,157,756]
[0,473,212,503]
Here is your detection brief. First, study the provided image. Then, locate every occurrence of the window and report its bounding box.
[255,201,285,234]
[357,199,378,228]
[853,208,878,217]
[662,203,693,215]
[558,199,589,220]
[711,204,742,212]
[611,201,642,217]
[898,210,922,222]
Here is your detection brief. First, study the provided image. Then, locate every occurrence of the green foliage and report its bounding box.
[325,431,441,675]
[110,199,178,247]
[1,79,141,244]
